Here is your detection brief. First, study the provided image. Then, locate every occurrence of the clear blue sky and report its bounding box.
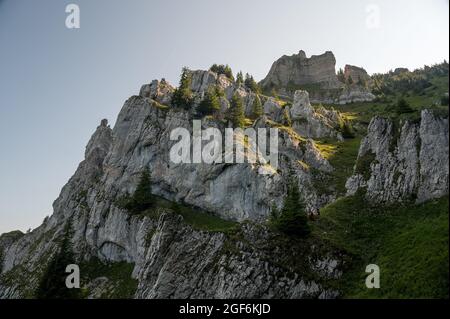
[0,0,448,234]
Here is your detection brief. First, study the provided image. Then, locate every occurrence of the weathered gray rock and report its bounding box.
[0,83,343,299]
[346,109,449,203]
[260,50,375,105]
[260,50,342,90]
[290,90,344,141]
[344,64,372,86]
[139,79,174,105]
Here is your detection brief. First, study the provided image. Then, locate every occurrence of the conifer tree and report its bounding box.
[35,222,81,299]
[126,170,153,213]
[244,73,260,93]
[251,94,263,119]
[172,67,193,109]
[272,177,310,237]
[226,93,245,128]
[396,98,414,114]
[236,71,244,85]
[197,87,221,117]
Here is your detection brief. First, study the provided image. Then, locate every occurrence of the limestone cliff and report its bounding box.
[0,73,345,298]
[260,50,375,104]
[346,109,449,203]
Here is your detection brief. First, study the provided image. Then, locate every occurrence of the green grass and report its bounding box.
[79,258,138,299]
[170,202,238,233]
[314,194,449,298]
[312,137,362,196]
[322,72,448,127]
[138,196,238,233]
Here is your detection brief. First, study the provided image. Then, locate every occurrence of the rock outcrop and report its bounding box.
[260,50,375,104]
[289,90,344,141]
[346,109,449,203]
[260,50,342,90]
[343,65,372,86]
[0,76,345,298]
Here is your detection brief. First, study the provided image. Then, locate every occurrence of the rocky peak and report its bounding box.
[85,119,113,161]
[139,79,174,105]
[260,50,341,90]
[189,70,233,94]
[260,50,376,105]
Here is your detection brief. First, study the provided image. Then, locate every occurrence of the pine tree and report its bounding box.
[396,98,414,114]
[197,87,221,117]
[35,222,81,299]
[226,93,245,128]
[244,73,260,93]
[172,67,193,109]
[251,94,263,119]
[272,177,310,237]
[128,170,153,213]
[236,71,244,85]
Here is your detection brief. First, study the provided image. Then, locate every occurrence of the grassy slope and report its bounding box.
[79,258,138,299]
[328,73,449,125]
[313,137,362,196]
[314,194,449,299]
[309,69,449,298]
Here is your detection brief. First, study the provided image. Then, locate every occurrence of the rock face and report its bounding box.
[260,50,375,104]
[260,50,342,91]
[344,65,372,86]
[134,214,341,299]
[289,91,344,141]
[0,73,346,299]
[139,79,174,105]
[346,110,449,203]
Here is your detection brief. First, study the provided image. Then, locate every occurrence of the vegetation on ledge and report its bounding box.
[313,194,449,298]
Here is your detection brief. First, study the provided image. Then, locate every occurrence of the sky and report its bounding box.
[0,0,448,234]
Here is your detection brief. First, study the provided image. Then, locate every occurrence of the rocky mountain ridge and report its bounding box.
[0,51,447,299]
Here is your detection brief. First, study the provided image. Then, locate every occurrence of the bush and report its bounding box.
[341,121,356,138]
